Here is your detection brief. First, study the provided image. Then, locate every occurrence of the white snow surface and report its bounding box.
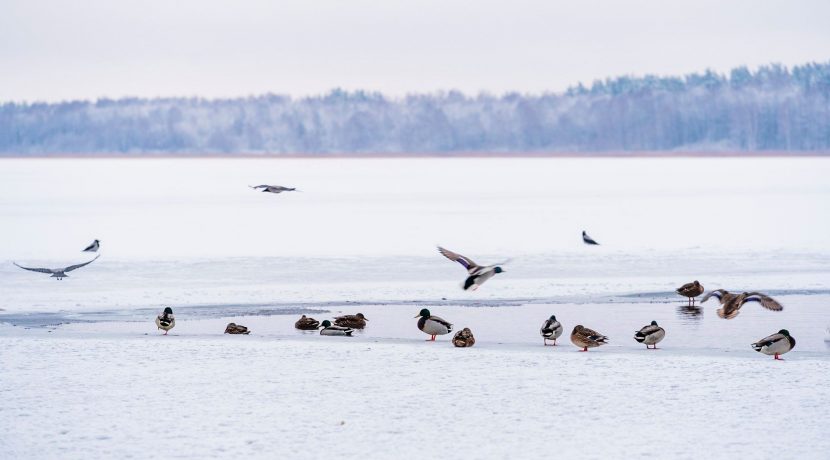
[2,157,830,459]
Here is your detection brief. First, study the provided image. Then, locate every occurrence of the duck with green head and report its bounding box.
[414,308,453,341]
[155,307,175,335]
[634,320,665,349]
[319,320,353,336]
[540,315,563,346]
[752,329,795,360]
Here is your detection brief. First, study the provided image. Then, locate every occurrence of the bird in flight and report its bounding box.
[82,239,100,252]
[249,185,298,194]
[582,231,599,245]
[13,255,101,280]
[437,246,508,291]
[700,289,783,319]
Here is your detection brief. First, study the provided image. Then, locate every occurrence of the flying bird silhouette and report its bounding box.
[82,239,100,252]
[437,246,508,291]
[582,231,599,245]
[13,255,100,280]
[249,185,298,194]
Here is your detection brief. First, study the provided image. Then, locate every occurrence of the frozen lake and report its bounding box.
[1,157,829,459]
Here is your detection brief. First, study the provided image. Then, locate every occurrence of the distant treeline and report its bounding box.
[2,62,829,154]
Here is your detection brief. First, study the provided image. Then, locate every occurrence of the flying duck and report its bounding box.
[634,321,665,349]
[415,308,453,341]
[437,246,507,291]
[319,320,353,336]
[224,323,251,334]
[334,313,368,329]
[676,280,704,305]
[13,254,100,280]
[582,231,599,245]
[82,239,100,252]
[295,315,321,330]
[540,315,563,346]
[570,325,609,351]
[452,328,476,347]
[700,289,783,319]
[752,329,795,360]
[155,307,176,335]
[249,184,297,194]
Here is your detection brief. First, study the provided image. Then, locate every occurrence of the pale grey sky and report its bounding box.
[1,0,828,102]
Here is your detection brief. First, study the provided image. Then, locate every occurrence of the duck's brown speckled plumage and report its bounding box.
[701,289,783,319]
[224,323,251,334]
[452,328,476,347]
[676,280,704,305]
[294,315,321,330]
[334,313,368,329]
[570,325,609,351]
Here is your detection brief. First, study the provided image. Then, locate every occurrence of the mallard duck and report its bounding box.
[437,246,507,291]
[700,289,783,319]
[452,328,476,347]
[540,315,563,346]
[155,307,176,335]
[570,325,608,351]
[295,315,320,330]
[415,308,453,341]
[334,313,368,329]
[224,323,251,334]
[752,329,795,360]
[319,320,353,336]
[634,321,665,349]
[249,184,297,193]
[676,280,704,305]
[582,230,599,245]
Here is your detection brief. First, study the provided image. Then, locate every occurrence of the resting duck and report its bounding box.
[319,320,353,336]
[452,328,476,347]
[415,308,453,341]
[752,329,796,360]
[634,321,665,349]
[224,323,250,334]
[570,325,609,351]
[155,307,176,335]
[334,313,368,329]
[437,246,507,291]
[540,315,563,346]
[295,315,321,330]
[701,289,783,319]
[676,281,704,305]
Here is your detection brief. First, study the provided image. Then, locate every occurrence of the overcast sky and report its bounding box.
[1,0,828,102]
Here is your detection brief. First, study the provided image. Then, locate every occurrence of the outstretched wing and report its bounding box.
[743,293,783,311]
[700,289,727,304]
[13,262,54,274]
[437,246,479,270]
[64,255,100,272]
[249,185,269,189]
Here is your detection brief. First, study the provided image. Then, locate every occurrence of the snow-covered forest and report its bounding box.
[1,62,828,154]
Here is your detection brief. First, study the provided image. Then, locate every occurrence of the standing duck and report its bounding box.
[319,320,353,336]
[540,315,563,346]
[155,307,176,335]
[634,321,665,349]
[295,315,321,330]
[752,329,796,360]
[452,328,476,348]
[700,289,783,319]
[570,325,609,351]
[437,246,507,291]
[676,281,704,305]
[415,308,453,341]
[224,323,251,334]
[334,313,368,329]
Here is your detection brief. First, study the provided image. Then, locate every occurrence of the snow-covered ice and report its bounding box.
[1,157,829,459]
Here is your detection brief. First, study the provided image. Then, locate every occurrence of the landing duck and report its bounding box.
[701,289,783,319]
[676,280,704,305]
[415,308,453,341]
[452,328,476,347]
[752,329,795,360]
[634,321,665,349]
[319,320,353,336]
[437,246,507,291]
[540,315,563,346]
[224,323,251,334]
[334,313,368,329]
[295,315,321,330]
[155,307,176,335]
[570,325,608,351]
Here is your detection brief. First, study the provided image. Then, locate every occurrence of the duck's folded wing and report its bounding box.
[430,315,453,328]
[638,325,661,335]
[64,255,100,272]
[744,293,783,311]
[13,263,54,274]
[700,289,726,304]
[753,332,785,347]
[437,246,478,270]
